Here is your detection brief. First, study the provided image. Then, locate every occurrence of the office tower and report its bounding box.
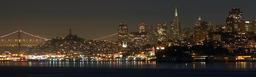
[251,20,256,33]
[156,23,168,42]
[226,8,245,32]
[130,22,149,46]
[138,22,146,33]
[193,17,208,44]
[170,8,181,42]
[117,23,129,47]
[244,20,251,32]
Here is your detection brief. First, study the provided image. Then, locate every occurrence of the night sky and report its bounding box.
[0,0,255,39]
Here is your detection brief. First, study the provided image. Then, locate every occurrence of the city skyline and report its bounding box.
[1,1,256,77]
[1,0,256,39]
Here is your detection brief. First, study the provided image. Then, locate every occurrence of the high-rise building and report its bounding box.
[137,22,148,44]
[193,17,209,44]
[207,22,222,42]
[170,8,181,42]
[138,22,146,33]
[130,22,149,46]
[251,20,256,33]
[244,20,251,32]
[148,25,157,44]
[226,8,245,32]
[156,23,168,42]
[117,23,129,47]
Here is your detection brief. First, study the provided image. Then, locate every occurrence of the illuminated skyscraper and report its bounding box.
[226,8,245,32]
[117,22,150,48]
[156,23,168,42]
[137,22,148,43]
[170,8,181,41]
[244,20,251,32]
[251,20,256,33]
[193,17,209,44]
[130,22,149,46]
[138,22,146,33]
[117,23,129,47]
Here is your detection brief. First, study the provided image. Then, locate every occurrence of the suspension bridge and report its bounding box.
[93,33,118,41]
[0,29,120,47]
[0,29,49,47]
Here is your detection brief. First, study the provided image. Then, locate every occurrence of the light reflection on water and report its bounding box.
[0,61,157,69]
[0,61,256,70]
